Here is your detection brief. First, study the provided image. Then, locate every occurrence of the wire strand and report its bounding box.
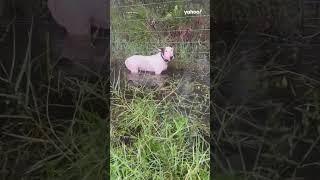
[113,0,194,8]
[112,15,210,22]
[109,41,209,44]
[110,29,210,34]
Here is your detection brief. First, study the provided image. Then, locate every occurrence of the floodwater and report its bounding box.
[110,58,210,123]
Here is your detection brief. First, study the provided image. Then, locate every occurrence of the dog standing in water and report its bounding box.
[125,47,174,75]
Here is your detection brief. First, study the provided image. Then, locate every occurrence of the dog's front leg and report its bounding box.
[155,70,162,75]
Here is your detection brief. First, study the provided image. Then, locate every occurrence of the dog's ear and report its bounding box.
[158,48,164,54]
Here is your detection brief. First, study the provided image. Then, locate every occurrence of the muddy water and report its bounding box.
[110,59,210,123]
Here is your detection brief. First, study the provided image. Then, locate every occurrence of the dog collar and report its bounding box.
[161,53,169,62]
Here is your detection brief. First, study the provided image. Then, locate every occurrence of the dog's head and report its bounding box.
[159,47,174,62]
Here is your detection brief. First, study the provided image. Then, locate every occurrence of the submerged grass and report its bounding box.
[110,75,210,179]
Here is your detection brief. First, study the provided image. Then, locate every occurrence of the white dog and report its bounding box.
[125,47,174,75]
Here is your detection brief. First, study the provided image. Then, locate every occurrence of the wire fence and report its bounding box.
[0,0,211,59]
[113,15,210,22]
[111,29,210,34]
[112,0,194,8]
[111,0,210,59]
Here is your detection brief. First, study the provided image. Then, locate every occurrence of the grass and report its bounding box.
[0,13,108,179]
[213,42,320,179]
[0,68,108,179]
[110,72,210,179]
[3,0,319,179]
[111,0,210,64]
[0,1,210,179]
[213,1,320,179]
[110,1,210,177]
